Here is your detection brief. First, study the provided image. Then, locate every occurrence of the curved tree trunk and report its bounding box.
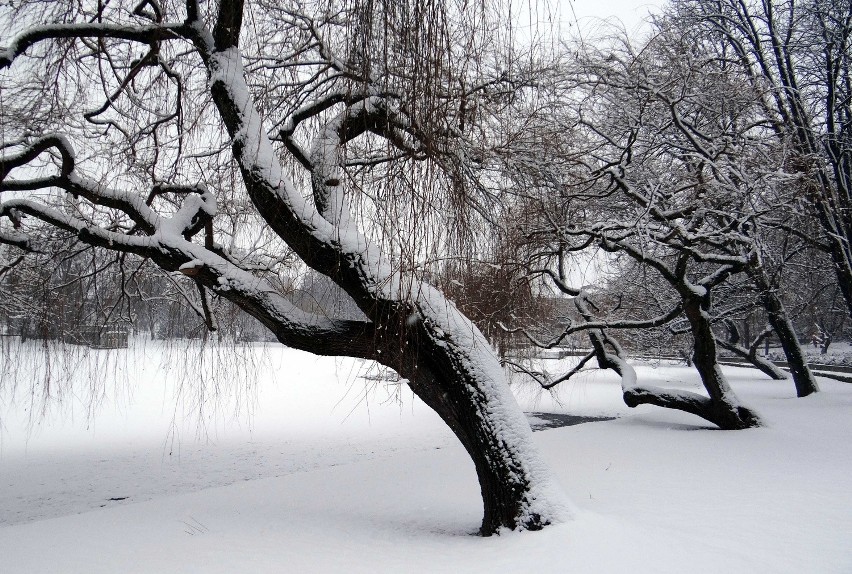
[393,305,568,534]
[718,320,787,380]
[195,0,569,535]
[575,293,760,430]
[681,294,761,429]
[717,339,788,380]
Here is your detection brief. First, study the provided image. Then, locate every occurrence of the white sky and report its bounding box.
[516,0,664,43]
[562,0,663,33]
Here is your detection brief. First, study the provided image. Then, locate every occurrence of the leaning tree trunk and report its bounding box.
[717,339,788,380]
[747,262,819,397]
[681,294,761,429]
[716,321,788,381]
[573,292,760,430]
[387,300,569,534]
[194,1,568,534]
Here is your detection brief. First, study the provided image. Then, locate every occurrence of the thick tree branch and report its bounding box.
[0,23,191,69]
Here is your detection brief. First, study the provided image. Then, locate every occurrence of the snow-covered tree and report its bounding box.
[674,0,852,323]
[0,0,569,534]
[489,6,833,421]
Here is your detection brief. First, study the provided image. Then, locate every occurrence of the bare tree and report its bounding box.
[497,8,825,406]
[674,0,852,322]
[710,275,789,380]
[0,0,568,534]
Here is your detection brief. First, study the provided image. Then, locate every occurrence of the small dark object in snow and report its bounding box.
[107,497,129,501]
[526,412,615,431]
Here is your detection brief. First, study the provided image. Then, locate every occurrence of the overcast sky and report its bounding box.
[516,0,664,43]
[564,0,663,31]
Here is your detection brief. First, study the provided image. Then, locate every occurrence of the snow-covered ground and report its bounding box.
[1,341,850,573]
[792,340,852,366]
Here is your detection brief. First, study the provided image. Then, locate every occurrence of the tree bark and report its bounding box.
[717,339,788,381]
[821,334,832,355]
[575,292,760,430]
[747,263,819,397]
[681,294,761,429]
[193,0,568,534]
[396,315,566,534]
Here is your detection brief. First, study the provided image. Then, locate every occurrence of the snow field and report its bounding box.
[1,343,850,572]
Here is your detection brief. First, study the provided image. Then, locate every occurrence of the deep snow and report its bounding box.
[1,341,851,572]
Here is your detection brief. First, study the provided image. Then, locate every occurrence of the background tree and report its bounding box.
[489,8,826,410]
[675,0,852,321]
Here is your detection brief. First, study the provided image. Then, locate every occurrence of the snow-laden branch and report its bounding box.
[499,301,683,350]
[0,198,154,253]
[0,22,192,69]
[0,135,75,180]
[0,144,376,359]
[1,138,163,233]
[2,190,377,356]
[308,96,419,227]
[204,43,439,311]
[0,228,31,251]
[275,90,402,164]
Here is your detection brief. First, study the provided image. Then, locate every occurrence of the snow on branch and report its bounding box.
[309,96,420,225]
[0,228,31,251]
[0,135,75,180]
[0,22,192,69]
[0,198,153,254]
[622,385,716,419]
[205,43,420,305]
[1,138,160,233]
[0,140,373,357]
